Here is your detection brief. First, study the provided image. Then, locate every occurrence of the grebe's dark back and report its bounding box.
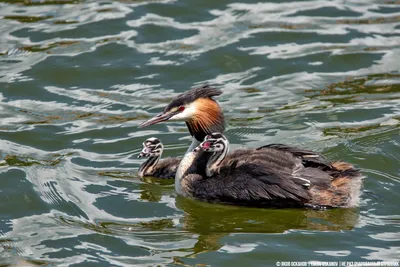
[175,133,362,208]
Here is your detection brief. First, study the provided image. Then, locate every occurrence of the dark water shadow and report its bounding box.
[174,196,360,259]
[175,196,359,234]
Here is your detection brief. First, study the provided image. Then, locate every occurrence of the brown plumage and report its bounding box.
[192,98,223,132]
[331,161,355,171]
[186,97,225,142]
[307,162,362,208]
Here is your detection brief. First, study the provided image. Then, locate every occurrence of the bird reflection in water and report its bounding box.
[135,182,359,260]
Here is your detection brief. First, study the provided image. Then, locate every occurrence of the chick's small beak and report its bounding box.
[138,147,152,158]
[139,112,173,128]
[197,141,211,152]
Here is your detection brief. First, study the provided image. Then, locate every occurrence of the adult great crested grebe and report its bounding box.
[179,133,362,208]
[137,137,180,179]
[139,86,363,207]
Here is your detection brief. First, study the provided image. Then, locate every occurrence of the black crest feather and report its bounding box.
[164,85,222,112]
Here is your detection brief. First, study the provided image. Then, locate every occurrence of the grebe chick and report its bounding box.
[138,137,180,179]
[177,133,362,209]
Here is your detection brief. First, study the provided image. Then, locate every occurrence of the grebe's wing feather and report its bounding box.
[256,144,332,169]
[189,162,311,207]
[255,144,360,184]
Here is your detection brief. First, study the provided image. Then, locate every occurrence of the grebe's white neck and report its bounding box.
[175,137,200,196]
[186,138,200,154]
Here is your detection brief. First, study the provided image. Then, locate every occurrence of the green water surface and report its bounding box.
[0,0,399,266]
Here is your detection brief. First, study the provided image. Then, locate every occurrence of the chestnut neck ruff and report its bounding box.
[186,98,225,142]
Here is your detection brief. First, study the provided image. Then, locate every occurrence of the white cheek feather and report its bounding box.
[169,102,196,121]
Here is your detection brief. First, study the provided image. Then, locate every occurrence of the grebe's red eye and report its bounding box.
[178,106,185,112]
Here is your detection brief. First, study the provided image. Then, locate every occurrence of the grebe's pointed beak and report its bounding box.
[139,112,173,128]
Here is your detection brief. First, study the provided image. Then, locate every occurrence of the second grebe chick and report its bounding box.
[176,133,362,209]
[138,137,180,179]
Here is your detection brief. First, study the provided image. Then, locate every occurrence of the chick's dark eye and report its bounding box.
[178,106,185,112]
